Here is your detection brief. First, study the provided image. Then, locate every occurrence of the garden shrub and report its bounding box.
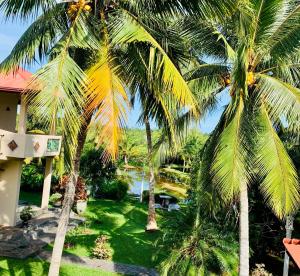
[21,163,44,192]
[96,179,129,201]
[80,148,116,184]
[92,235,111,260]
[21,161,59,192]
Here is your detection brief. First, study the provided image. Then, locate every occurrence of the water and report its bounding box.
[126,169,149,195]
[124,169,187,199]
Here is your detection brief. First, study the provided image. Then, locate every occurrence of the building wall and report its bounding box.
[0,159,23,226]
[0,93,19,132]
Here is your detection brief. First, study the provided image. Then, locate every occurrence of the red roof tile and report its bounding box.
[283,238,300,269]
[0,68,33,93]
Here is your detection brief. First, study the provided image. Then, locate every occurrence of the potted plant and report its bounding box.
[20,206,34,227]
[53,175,88,214]
[49,192,63,207]
[74,177,88,214]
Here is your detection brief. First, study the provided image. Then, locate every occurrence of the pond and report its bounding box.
[124,169,187,199]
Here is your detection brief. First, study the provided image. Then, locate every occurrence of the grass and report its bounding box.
[19,190,42,206]
[6,192,167,275]
[61,198,165,268]
[19,191,167,269]
[0,257,122,276]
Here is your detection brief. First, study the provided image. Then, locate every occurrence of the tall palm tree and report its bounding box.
[185,1,300,274]
[113,0,237,229]
[0,0,202,273]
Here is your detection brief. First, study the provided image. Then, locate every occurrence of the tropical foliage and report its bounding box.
[1,0,300,275]
[187,0,300,273]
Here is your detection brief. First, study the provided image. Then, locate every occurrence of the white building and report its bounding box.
[0,69,62,226]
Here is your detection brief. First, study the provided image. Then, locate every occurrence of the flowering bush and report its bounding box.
[92,235,111,260]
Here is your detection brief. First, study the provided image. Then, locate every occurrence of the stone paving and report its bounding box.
[37,250,159,276]
[0,208,85,259]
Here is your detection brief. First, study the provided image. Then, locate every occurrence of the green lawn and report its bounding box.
[19,191,167,270]
[62,198,165,268]
[0,257,121,276]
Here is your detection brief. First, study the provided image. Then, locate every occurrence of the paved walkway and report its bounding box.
[37,250,159,276]
[0,208,85,259]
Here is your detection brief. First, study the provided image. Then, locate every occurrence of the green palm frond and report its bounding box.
[257,73,300,131]
[27,53,86,151]
[211,100,249,203]
[110,10,197,113]
[25,8,89,168]
[267,2,300,60]
[125,0,236,19]
[0,4,66,72]
[251,0,288,49]
[255,106,300,218]
[0,0,55,20]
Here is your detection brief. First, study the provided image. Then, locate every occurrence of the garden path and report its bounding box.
[0,208,84,259]
[37,250,159,276]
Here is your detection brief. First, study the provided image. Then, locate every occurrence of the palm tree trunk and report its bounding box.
[239,181,249,276]
[124,155,128,166]
[48,114,92,276]
[48,172,77,276]
[144,117,158,231]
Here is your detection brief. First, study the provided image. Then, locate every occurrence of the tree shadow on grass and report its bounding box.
[64,200,165,268]
[0,257,48,276]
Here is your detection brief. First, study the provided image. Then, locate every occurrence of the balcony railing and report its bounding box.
[0,129,62,160]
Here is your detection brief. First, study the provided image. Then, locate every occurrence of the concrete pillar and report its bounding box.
[18,95,27,134]
[0,160,23,226]
[41,157,53,209]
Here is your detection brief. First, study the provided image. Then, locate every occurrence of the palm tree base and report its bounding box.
[145,220,159,232]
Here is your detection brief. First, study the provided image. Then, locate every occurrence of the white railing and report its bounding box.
[0,129,62,160]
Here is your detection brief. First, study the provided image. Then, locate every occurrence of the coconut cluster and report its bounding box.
[67,0,92,19]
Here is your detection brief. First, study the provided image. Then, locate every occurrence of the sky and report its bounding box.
[0,13,228,134]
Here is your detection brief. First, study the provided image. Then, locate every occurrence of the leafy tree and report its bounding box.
[118,132,145,166]
[178,130,207,171]
[187,1,300,274]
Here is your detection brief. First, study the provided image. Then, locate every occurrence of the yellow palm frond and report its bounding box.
[86,46,129,161]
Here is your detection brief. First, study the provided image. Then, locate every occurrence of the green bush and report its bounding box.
[21,162,58,192]
[80,148,117,184]
[21,163,44,192]
[96,179,129,201]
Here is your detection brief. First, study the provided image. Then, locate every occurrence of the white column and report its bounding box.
[0,160,23,226]
[41,157,53,209]
[18,95,27,134]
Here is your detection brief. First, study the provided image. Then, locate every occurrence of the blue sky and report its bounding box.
[0,14,228,133]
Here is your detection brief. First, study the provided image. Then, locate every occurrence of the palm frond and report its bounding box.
[0,4,66,72]
[110,10,197,113]
[27,54,86,167]
[25,7,89,168]
[257,73,300,132]
[0,0,55,20]
[267,2,300,60]
[251,0,288,49]
[86,46,129,161]
[211,100,249,203]
[255,105,300,218]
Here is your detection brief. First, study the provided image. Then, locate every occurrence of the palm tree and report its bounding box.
[0,0,201,273]
[112,0,238,230]
[185,1,300,274]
